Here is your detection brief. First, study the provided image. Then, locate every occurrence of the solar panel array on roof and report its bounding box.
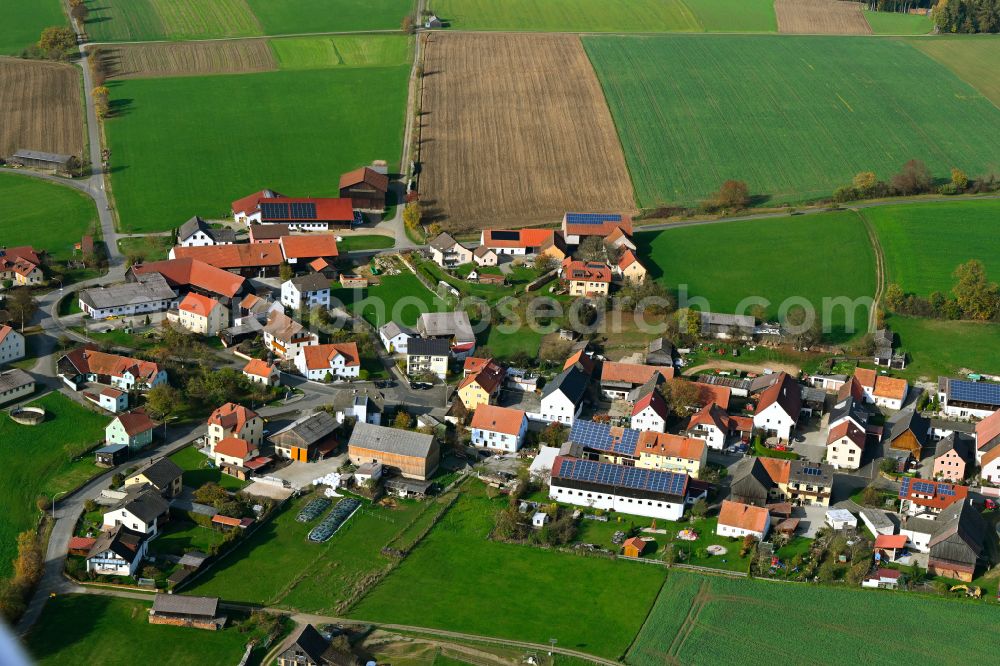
[490,230,520,241]
[260,202,289,220]
[949,380,1000,406]
[898,477,910,497]
[555,457,687,496]
[569,420,639,456]
[911,480,936,495]
[566,213,622,225]
[939,484,956,497]
[801,466,822,476]
[289,202,317,219]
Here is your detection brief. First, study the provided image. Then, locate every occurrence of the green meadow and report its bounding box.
[863,199,1000,297]
[864,9,933,34]
[247,0,414,34]
[1,0,66,54]
[105,64,408,232]
[584,35,1000,207]
[909,36,1000,108]
[83,0,262,42]
[271,34,412,70]
[635,211,877,341]
[0,173,98,260]
[886,315,1000,378]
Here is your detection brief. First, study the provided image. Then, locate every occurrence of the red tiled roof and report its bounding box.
[207,403,258,434]
[115,409,155,437]
[981,445,1000,467]
[232,189,283,216]
[755,372,800,418]
[178,292,221,316]
[0,325,16,344]
[309,257,330,272]
[976,410,1000,450]
[280,234,339,260]
[100,387,123,398]
[459,360,505,394]
[759,458,791,484]
[602,362,671,386]
[622,536,646,553]
[132,258,244,299]
[828,420,866,448]
[265,197,354,222]
[68,536,96,551]
[301,342,360,370]
[900,477,968,510]
[564,349,596,375]
[172,244,284,269]
[837,376,866,402]
[718,500,769,533]
[873,376,907,401]
[854,367,877,390]
[242,358,275,378]
[212,514,254,528]
[874,534,908,550]
[63,346,163,384]
[695,382,731,410]
[564,260,611,284]
[482,228,554,249]
[470,404,526,436]
[632,388,669,419]
[636,432,705,461]
[618,250,640,271]
[339,166,389,192]
[214,437,254,460]
[563,213,633,238]
[689,402,729,431]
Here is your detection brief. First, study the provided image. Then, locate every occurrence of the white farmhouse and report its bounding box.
[470,404,528,452]
[753,372,801,442]
[281,273,331,311]
[176,216,235,247]
[295,342,360,380]
[716,500,770,541]
[102,489,169,537]
[86,526,148,577]
[379,321,414,354]
[0,325,25,364]
[539,366,588,425]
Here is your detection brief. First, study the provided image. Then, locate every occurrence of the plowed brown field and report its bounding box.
[102,40,277,79]
[775,0,872,34]
[418,33,635,232]
[0,57,84,159]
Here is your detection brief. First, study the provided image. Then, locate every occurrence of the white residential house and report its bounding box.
[539,366,588,425]
[77,273,176,320]
[175,292,229,336]
[262,310,318,359]
[0,325,25,364]
[102,490,169,537]
[176,216,235,247]
[826,420,867,471]
[428,232,473,267]
[379,321,414,354]
[752,373,801,442]
[242,358,280,386]
[717,500,770,541]
[206,402,263,451]
[470,405,528,453]
[88,386,129,413]
[406,338,450,379]
[0,368,35,406]
[295,342,360,381]
[85,526,148,577]
[281,273,331,312]
[630,390,669,433]
[473,246,498,267]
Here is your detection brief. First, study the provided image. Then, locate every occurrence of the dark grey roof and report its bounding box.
[177,216,207,241]
[408,337,451,357]
[700,311,754,328]
[887,407,929,445]
[270,411,338,447]
[178,551,209,568]
[928,501,986,567]
[542,366,588,403]
[129,458,183,490]
[730,458,774,503]
[282,624,329,663]
[628,374,662,403]
[429,232,461,253]
[348,422,434,459]
[647,337,675,355]
[748,373,781,394]
[379,321,414,339]
[151,593,219,618]
[87,524,146,561]
[830,395,868,429]
[13,149,71,164]
[933,433,975,463]
[0,368,34,393]
[788,460,834,487]
[113,488,169,523]
[929,418,976,434]
[289,272,331,293]
[417,311,475,343]
[79,273,176,310]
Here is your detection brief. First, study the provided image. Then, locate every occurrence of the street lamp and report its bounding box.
[51,491,68,519]
[162,415,177,439]
[548,638,557,656]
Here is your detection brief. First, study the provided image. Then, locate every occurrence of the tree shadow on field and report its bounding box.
[749,193,771,207]
[108,98,133,118]
[421,204,449,225]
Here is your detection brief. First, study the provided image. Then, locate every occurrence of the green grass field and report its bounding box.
[685,0,776,32]
[350,483,666,659]
[337,234,396,252]
[627,570,1000,666]
[248,0,414,34]
[584,35,1000,207]
[910,36,1000,108]
[169,446,246,491]
[863,200,999,297]
[636,211,876,341]
[117,235,174,263]
[187,492,440,612]
[887,315,1000,378]
[271,34,412,70]
[434,0,701,32]
[26,595,258,665]
[148,520,225,557]
[864,10,933,34]
[105,64,408,232]
[0,173,98,261]
[332,271,447,328]
[0,392,107,579]
[1,0,66,54]
[83,0,262,42]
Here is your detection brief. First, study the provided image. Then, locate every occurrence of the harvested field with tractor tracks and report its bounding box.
[774,0,872,34]
[0,57,84,159]
[418,33,635,231]
[100,40,277,79]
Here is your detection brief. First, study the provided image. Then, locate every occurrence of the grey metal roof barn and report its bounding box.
[270,411,338,448]
[78,273,176,312]
[417,311,475,344]
[151,593,219,619]
[12,149,73,169]
[348,422,435,459]
[0,368,34,394]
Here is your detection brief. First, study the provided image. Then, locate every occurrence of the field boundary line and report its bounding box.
[855,208,885,334]
[85,29,405,47]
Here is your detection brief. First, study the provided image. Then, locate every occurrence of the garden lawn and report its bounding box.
[909,36,1000,108]
[105,65,408,232]
[170,446,246,491]
[863,200,999,297]
[26,595,257,665]
[148,520,225,557]
[271,34,412,70]
[434,0,701,32]
[685,0,776,32]
[350,483,666,659]
[1,0,66,54]
[584,35,1000,207]
[336,234,396,252]
[247,0,414,34]
[626,570,1000,666]
[886,315,1000,379]
[0,392,107,579]
[635,211,877,342]
[117,235,174,262]
[187,492,437,612]
[83,0,262,42]
[332,272,447,328]
[864,9,933,34]
[0,173,98,261]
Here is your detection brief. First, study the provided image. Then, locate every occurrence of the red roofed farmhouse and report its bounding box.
[717,499,770,540]
[231,189,355,230]
[294,342,360,381]
[470,404,528,452]
[753,372,801,441]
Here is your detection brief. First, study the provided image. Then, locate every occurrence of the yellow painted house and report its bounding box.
[457,358,505,410]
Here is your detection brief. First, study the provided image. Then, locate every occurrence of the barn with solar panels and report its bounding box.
[231,189,358,231]
[938,377,1000,419]
[561,212,632,245]
[548,455,701,521]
